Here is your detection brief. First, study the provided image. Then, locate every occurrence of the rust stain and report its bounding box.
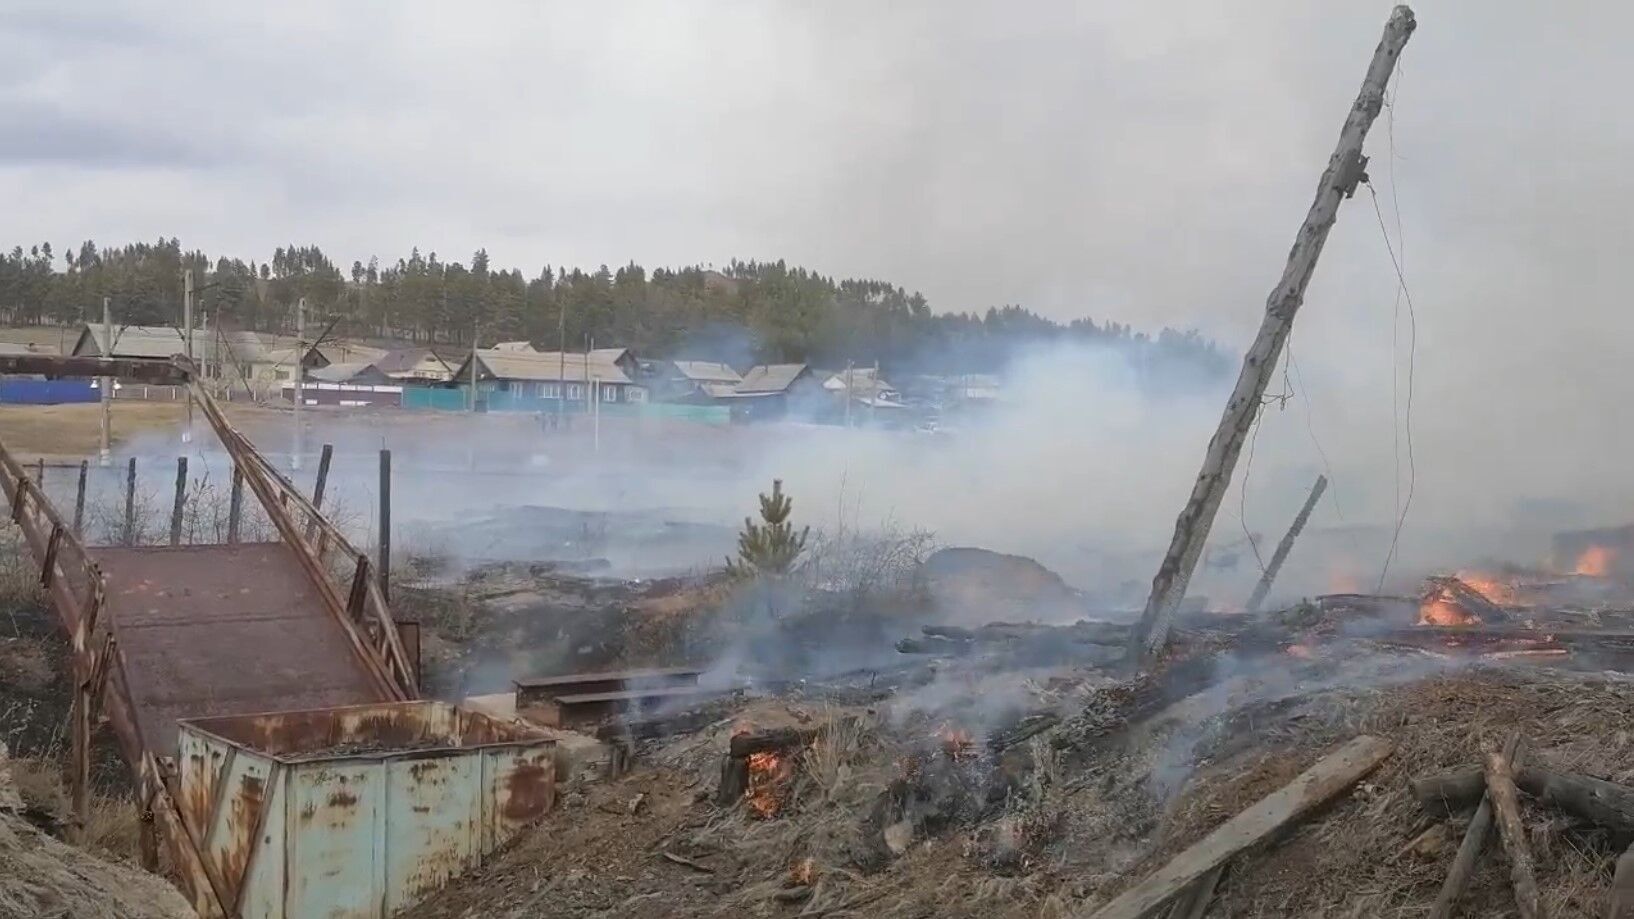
[501,758,554,822]
[327,790,358,808]
[216,773,268,895]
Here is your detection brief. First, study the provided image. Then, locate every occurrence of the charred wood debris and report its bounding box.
[551,550,1634,918]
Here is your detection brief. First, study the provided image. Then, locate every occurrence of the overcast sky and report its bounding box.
[9,1,1634,550]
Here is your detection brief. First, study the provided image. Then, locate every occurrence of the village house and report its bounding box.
[371,348,455,382]
[724,363,823,421]
[448,348,646,409]
[657,360,743,403]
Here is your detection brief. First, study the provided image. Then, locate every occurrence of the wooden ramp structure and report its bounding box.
[0,357,417,916]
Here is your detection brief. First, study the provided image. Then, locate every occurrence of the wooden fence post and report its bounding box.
[169,456,187,546]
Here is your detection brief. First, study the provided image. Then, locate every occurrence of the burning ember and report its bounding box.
[745,750,795,818]
[1575,545,1615,577]
[1419,596,1480,627]
[1453,571,1518,605]
[789,857,816,886]
[936,723,977,762]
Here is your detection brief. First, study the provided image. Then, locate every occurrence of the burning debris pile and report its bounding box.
[399,530,1634,919]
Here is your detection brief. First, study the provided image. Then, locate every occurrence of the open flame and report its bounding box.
[1454,571,1517,605]
[936,723,977,762]
[745,750,795,818]
[1418,581,1482,627]
[1575,545,1615,577]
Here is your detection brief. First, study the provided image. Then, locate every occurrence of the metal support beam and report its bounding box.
[1129,5,1416,661]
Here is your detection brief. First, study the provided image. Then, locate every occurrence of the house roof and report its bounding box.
[308,361,380,383]
[492,341,538,352]
[75,324,190,360]
[822,367,895,395]
[312,341,388,365]
[372,348,451,375]
[671,360,742,384]
[461,349,634,385]
[735,363,809,395]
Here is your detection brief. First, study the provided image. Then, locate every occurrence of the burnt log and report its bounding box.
[1414,763,1634,833]
[717,754,749,807]
[1429,734,1521,919]
[1485,743,1541,919]
[730,726,819,758]
[1412,765,1487,817]
[896,636,972,656]
[1423,575,1510,623]
[987,712,1061,752]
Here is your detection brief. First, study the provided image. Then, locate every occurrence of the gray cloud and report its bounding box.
[7,0,1634,581]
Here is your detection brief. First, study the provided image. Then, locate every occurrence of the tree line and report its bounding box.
[0,238,1230,379]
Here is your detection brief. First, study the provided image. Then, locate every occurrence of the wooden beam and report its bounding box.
[169,456,187,546]
[1414,763,1634,832]
[1429,734,1521,919]
[1130,5,1417,660]
[1078,735,1393,919]
[1610,842,1634,919]
[1244,475,1328,613]
[1485,742,1541,919]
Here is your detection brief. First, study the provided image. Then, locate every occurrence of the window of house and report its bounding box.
[628,387,646,402]
[603,385,618,402]
[567,384,581,399]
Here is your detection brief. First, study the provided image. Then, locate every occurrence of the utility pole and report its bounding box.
[1128,5,1416,662]
[468,321,479,412]
[182,268,194,444]
[293,297,305,471]
[557,302,567,426]
[1244,475,1329,614]
[871,358,880,426]
[98,297,111,466]
[844,361,853,428]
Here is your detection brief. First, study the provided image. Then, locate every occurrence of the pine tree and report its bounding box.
[727,479,809,577]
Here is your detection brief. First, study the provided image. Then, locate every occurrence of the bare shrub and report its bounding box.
[6,754,139,861]
[800,519,937,611]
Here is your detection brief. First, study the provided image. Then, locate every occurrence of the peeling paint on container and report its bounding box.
[176,701,554,918]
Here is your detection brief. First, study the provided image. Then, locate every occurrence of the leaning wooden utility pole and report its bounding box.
[1244,474,1328,613]
[1128,6,1416,662]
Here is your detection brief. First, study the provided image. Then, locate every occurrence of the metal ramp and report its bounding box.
[0,358,417,917]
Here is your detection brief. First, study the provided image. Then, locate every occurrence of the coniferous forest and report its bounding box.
[0,238,1230,379]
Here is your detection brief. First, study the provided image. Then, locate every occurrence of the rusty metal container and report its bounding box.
[176,701,554,918]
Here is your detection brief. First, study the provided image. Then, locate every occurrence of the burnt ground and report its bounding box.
[404,663,1634,919]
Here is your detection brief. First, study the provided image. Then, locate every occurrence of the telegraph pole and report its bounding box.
[1243,475,1329,614]
[1128,5,1416,662]
[182,268,194,444]
[293,297,305,470]
[99,298,111,466]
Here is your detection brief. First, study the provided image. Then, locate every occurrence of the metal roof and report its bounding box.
[75,324,190,359]
[735,363,809,395]
[372,348,450,375]
[671,360,742,383]
[463,349,634,384]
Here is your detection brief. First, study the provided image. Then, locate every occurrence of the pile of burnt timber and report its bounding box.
[515,666,730,729]
[1410,736,1634,918]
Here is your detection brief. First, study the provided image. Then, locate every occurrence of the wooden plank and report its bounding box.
[1078,735,1392,919]
[1486,742,1541,919]
[1166,864,1223,919]
[1610,841,1634,919]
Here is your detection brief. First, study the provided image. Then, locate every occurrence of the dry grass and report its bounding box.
[8,754,140,861]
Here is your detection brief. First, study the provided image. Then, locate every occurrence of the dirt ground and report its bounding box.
[0,400,302,458]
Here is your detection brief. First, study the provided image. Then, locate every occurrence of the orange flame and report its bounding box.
[745,751,794,818]
[935,723,977,762]
[1419,598,1480,626]
[1454,571,1517,605]
[1575,545,1614,577]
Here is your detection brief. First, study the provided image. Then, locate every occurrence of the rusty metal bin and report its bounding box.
[176,701,554,918]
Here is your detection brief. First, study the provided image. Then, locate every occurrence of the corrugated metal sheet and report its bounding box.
[735,363,809,394]
[0,379,97,404]
[179,701,554,918]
